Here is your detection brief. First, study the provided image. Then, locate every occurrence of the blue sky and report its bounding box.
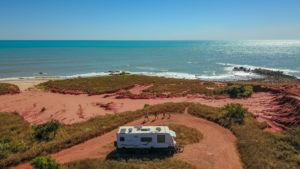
[0,0,299,40]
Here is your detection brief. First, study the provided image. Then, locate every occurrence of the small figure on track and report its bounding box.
[144,112,149,123]
[162,112,166,119]
[154,111,158,120]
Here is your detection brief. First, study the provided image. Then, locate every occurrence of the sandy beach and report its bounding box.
[0,78,57,91]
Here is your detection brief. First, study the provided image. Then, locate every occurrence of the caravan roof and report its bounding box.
[118,126,174,135]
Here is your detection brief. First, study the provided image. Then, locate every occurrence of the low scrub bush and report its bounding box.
[220,103,246,127]
[32,121,60,141]
[217,85,253,98]
[0,83,20,95]
[31,156,62,169]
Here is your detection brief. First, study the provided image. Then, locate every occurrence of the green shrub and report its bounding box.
[32,121,60,141]
[221,103,246,127]
[144,104,150,108]
[219,85,253,98]
[31,156,62,169]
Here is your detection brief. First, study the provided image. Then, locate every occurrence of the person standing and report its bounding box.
[144,112,149,122]
[154,111,158,120]
[162,112,166,119]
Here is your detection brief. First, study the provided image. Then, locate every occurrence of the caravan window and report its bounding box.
[141,137,152,142]
[157,135,165,143]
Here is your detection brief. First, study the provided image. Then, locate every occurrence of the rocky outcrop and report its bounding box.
[233,66,297,80]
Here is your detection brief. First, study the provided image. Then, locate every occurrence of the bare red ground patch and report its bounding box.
[0,89,284,132]
[128,84,153,95]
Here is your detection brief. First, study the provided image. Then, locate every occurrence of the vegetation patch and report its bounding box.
[64,158,195,169]
[38,75,222,96]
[32,121,60,141]
[0,112,31,160]
[31,156,62,169]
[233,117,300,169]
[220,103,246,127]
[0,83,20,95]
[216,85,253,98]
[168,124,203,145]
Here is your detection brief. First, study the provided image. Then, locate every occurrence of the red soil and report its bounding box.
[128,84,153,95]
[0,87,285,132]
[13,114,243,169]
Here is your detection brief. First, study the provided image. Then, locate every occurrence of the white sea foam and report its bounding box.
[0,72,110,81]
[196,72,262,81]
[136,66,159,71]
[63,72,110,78]
[1,64,298,81]
[130,71,198,79]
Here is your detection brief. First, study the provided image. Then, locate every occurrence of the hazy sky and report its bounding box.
[0,0,300,40]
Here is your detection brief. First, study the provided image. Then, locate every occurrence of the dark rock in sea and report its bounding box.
[232,66,297,80]
[252,68,296,79]
[233,66,251,72]
[108,70,130,75]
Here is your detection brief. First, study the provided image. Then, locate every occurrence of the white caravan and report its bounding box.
[115,125,181,152]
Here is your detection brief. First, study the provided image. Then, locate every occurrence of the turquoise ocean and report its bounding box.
[0,40,300,80]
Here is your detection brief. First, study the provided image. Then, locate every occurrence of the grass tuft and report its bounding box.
[169,124,203,145]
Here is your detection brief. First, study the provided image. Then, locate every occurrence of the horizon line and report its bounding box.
[1,39,300,41]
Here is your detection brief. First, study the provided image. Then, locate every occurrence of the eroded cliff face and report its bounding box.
[273,95,300,127]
